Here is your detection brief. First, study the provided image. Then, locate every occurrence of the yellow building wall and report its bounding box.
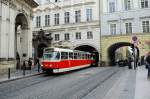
[101,33,150,64]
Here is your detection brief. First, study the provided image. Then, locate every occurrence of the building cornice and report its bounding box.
[139,16,150,19]
[102,33,150,38]
[33,21,100,33]
[34,1,95,12]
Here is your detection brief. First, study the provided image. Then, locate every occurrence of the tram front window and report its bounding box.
[43,52,60,60]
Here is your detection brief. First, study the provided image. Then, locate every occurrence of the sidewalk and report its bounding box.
[101,66,150,99]
[0,65,42,83]
[135,66,150,99]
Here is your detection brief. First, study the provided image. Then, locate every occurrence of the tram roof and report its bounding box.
[46,47,91,54]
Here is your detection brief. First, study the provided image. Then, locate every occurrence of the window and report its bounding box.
[54,13,59,25]
[55,0,59,2]
[74,53,78,59]
[76,32,81,39]
[64,12,70,24]
[75,10,81,23]
[141,0,149,8]
[86,9,92,22]
[109,2,115,13]
[124,0,131,10]
[61,52,68,59]
[36,16,41,27]
[87,31,93,39]
[110,24,116,35]
[64,33,70,41]
[125,22,132,34]
[142,21,149,33]
[45,15,50,26]
[69,52,73,59]
[55,34,60,41]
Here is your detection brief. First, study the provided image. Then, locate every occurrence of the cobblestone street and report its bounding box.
[0,66,149,99]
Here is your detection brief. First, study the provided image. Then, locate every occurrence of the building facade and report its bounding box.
[0,0,38,62]
[101,0,150,35]
[33,0,101,61]
[100,0,150,65]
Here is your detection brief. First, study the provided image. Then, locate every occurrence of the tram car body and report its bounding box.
[41,47,95,73]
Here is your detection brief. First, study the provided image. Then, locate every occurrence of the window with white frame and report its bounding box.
[125,22,132,34]
[109,2,115,13]
[64,12,70,24]
[55,34,60,41]
[76,32,81,39]
[45,15,50,26]
[55,0,59,2]
[87,31,93,39]
[36,16,41,27]
[64,33,70,40]
[142,21,149,33]
[54,13,59,25]
[75,10,81,23]
[124,0,132,10]
[141,0,149,8]
[110,24,116,35]
[86,8,92,22]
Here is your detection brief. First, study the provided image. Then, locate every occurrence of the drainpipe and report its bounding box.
[98,0,102,66]
[0,0,2,62]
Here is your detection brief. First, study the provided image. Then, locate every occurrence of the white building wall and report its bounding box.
[33,0,100,52]
[0,0,36,60]
[101,0,150,36]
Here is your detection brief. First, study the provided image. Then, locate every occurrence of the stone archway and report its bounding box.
[15,13,29,61]
[107,42,140,66]
[74,45,99,66]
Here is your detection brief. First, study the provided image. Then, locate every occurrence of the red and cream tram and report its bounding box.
[41,47,95,73]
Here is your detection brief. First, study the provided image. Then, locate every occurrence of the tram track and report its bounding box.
[57,67,122,99]
[0,67,97,98]
[0,67,124,99]
[0,74,55,96]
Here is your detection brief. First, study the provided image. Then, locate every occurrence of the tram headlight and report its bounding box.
[49,64,52,67]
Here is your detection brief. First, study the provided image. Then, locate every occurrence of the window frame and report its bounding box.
[142,20,150,33]
[86,8,92,22]
[64,33,70,41]
[64,12,70,24]
[87,31,93,39]
[55,34,60,41]
[36,16,41,27]
[141,0,149,8]
[76,32,81,40]
[54,13,60,25]
[110,24,117,35]
[75,10,81,23]
[125,22,132,34]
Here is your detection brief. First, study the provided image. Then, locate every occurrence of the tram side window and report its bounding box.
[61,52,68,60]
[77,53,80,59]
[78,53,81,59]
[86,54,88,59]
[88,54,91,59]
[56,52,60,60]
[69,52,73,59]
[82,53,85,59]
[74,53,77,59]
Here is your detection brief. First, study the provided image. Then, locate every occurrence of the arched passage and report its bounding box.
[15,13,29,59]
[37,43,48,58]
[108,42,139,66]
[74,45,99,66]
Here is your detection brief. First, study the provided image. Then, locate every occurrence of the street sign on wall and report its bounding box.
[132,35,138,44]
